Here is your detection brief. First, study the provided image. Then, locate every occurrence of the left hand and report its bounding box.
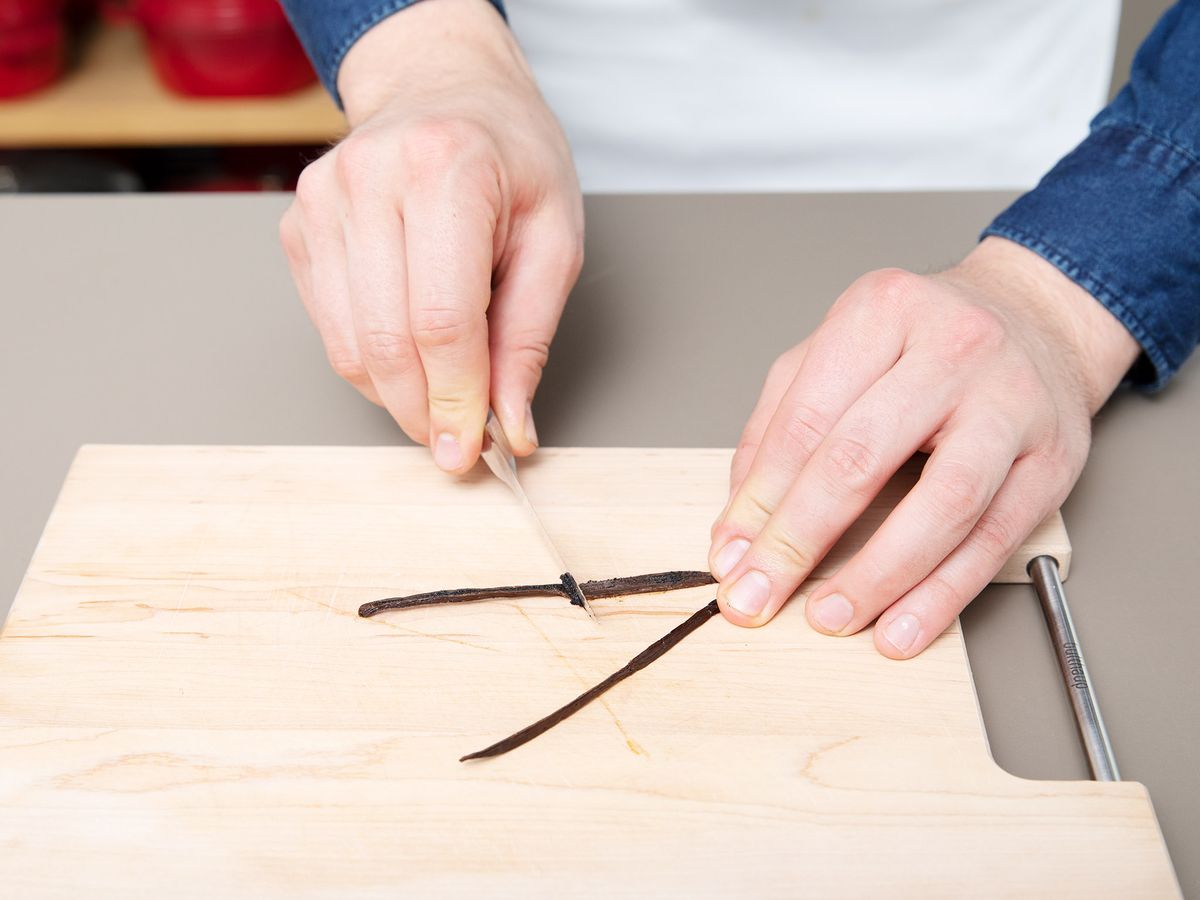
[707,237,1140,658]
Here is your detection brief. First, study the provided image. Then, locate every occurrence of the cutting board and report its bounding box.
[0,445,1178,898]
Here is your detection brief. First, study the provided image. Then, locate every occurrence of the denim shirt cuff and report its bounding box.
[283,0,508,109]
[981,123,1200,392]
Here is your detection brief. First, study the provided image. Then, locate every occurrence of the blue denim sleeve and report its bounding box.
[982,0,1200,391]
[280,0,507,108]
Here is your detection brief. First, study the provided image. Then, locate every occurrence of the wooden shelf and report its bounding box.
[0,24,346,148]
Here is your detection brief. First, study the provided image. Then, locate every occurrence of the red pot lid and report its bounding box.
[0,16,60,49]
[0,0,63,27]
[133,0,290,31]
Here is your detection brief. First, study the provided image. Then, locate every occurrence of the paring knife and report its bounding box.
[480,409,597,621]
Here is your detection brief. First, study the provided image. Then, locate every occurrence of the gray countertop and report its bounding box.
[2,193,1195,895]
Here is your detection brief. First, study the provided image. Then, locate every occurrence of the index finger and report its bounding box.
[403,175,497,474]
[717,352,953,626]
[709,271,916,579]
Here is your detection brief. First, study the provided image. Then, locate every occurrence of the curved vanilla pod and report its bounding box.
[460,599,721,761]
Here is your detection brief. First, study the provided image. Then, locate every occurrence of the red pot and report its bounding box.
[0,0,62,24]
[123,0,315,97]
[0,0,65,99]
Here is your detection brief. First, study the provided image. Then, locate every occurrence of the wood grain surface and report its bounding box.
[0,446,1177,897]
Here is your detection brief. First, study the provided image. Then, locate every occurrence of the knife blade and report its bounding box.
[480,409,597,621]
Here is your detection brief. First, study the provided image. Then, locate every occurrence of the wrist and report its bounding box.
[945,237,1141,415]
[337,0,521,126]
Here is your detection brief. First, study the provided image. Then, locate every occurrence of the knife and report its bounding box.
[480,409,597,621]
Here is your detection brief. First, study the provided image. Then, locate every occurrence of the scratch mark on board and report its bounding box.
[514,606,646,756]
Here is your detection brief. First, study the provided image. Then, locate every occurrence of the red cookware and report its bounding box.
[117,0,316,97]
[0,0,65,99]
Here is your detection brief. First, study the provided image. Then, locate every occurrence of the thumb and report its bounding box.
[488,207,584,455]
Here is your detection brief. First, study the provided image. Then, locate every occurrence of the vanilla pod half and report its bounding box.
[460,599,721,761]
[358,570,715,618]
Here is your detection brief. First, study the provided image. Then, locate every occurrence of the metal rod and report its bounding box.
[1028,554,1120,781]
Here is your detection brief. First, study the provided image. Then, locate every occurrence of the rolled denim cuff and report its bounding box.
[982,123,1200,392]
[282,0,508,108]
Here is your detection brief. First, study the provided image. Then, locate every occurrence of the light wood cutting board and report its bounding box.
[0,445,1178,898]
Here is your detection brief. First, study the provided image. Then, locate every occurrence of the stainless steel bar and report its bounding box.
[1028,554,1120,782]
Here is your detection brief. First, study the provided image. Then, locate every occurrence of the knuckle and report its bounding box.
[764,523,818,574]
[537,210,585,266]
[732,485,775,528]
[768,345,805,380]
[1044,424,1091,474]
[570,231,586,276]
[401,119,491,181]
[1061,437,1090,481]
[294,160,331,214]
[334,133,386,194]
[360,327,419,377]
[505,331,552,379]
[278,212,304,263]
[859,268,921,316]
[938,305,1006,364]
[1027,451,1079,511]
[926,462,989,527]
[733,439,761,470]
[548,227,585,286]
[921,572,964,615]
[976,412,1023,449]
[1032,439,1069,477]
[411,306,476,350]
[971,507,1020,562]
[822,433,884,495]
[777,403,829,461]
[327,349,369,384]
[426,388,476,417]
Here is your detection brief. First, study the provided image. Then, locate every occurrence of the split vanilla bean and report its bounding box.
[460,599,721,761]
[360,569,723,760]
[358,570,715,618]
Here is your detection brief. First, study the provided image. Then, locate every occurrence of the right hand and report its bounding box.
[707,238,1139,658]
[280,0,584,473]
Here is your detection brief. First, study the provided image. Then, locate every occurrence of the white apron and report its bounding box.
[506,0,1120,191]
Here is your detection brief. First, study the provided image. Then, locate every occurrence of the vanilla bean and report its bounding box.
[460,599,721,761]
[576,570,716,599]
[357,583,564,617]
[359,570,715,618]
[560,571,588,608]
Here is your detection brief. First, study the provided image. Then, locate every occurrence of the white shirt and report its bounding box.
[506,0,1120,192]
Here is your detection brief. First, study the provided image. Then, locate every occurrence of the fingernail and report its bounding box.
[884,613,920,652]
[524,404,538,448]
[434,432,462,470]
[725,570,771,618]
[712,538,750,580]
[811,593,854,633]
